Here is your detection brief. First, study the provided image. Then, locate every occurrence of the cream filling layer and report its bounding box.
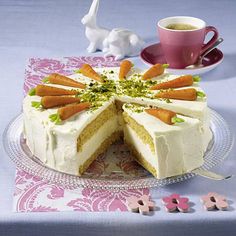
[124,124,204,179]
[53,116,120,175]
[24,110,119,175]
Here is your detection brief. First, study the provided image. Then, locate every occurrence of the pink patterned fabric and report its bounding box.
[23,56,120,96]
[13,168,149,212]
[13,56,150,212]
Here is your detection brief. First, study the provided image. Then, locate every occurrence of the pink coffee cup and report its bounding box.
[158,16,219,69]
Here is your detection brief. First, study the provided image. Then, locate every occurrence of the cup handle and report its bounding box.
[200,26,219,56]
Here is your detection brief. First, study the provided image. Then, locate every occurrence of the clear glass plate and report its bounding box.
[3,109,234,190]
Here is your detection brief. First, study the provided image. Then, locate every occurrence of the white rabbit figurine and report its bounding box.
[81,0,109,53]
[81,0,145,60]
[104,28,145,60]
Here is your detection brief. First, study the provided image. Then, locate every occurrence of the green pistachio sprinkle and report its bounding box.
[197,91,206,98]
[78,79,116,110]
[133,73,142,77]
[31,101,41,109]
[163,64,169,68]
[117,79,150,98]
[124,103,144,113]
[49,113,62,125]
[165,98,172,103]
[145,80,158,86]
[171,116,185,124]
[101,74,108,79]
[74,69,81,74]
[28,88,36,96]
[42,77,49,83]
[74,76,176,111]
[193,76,201,82]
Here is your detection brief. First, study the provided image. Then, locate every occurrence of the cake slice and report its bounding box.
[122,104,206,179]
[23,96,121,175]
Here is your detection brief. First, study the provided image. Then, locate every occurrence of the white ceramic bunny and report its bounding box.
[81,0,145,59]
[104,28,145,60]
[81,0,109,53]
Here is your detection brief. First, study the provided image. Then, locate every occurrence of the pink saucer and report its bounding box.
[140,43,224,75]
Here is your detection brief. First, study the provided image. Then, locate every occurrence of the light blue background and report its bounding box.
[0,0,236,235]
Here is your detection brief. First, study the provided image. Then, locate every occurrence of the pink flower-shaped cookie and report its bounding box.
[126,195,155,214]
[162,193,190,213]
[201,192,228,211]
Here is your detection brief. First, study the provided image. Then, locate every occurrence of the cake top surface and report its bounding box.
[69,67,205,109]
[24,63,208,129]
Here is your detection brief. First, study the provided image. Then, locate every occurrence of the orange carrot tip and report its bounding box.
[28,88,36,96]
[31,101,42,109]
[171,116,185,124]
[193,76,201,82]
[49,113,62,125]
[197,91,206,98]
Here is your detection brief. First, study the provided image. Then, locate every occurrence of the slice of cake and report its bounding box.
[122,104,205,179]
[23,62,212,179]
[23,96,122,175]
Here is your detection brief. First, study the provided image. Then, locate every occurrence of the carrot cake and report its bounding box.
[23,61,212,179]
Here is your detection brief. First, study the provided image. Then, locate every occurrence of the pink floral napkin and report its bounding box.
[13,56,150,212]
[13,167,149,212]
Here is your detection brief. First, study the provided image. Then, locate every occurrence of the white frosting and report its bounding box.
[123,106,212,178]
[23,95,118,175]
[22,66,212,179]
[54,116,119,175]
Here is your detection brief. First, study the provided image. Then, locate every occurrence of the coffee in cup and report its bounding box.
[158,16,219,69]
[165,23,198,30]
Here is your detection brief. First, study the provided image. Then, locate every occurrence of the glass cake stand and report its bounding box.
[3,109,234,190]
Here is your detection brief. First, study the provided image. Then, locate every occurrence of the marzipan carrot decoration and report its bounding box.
[49,102,90,124]
[79,64,103,82]
[145,108,184,125]
[119,60,133,80]
[31,96,80,109]
[155,88,205,101]
[28,85,78,97]
[142,64,169,80]
[150,75,201,90]
[43,73,86,89]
